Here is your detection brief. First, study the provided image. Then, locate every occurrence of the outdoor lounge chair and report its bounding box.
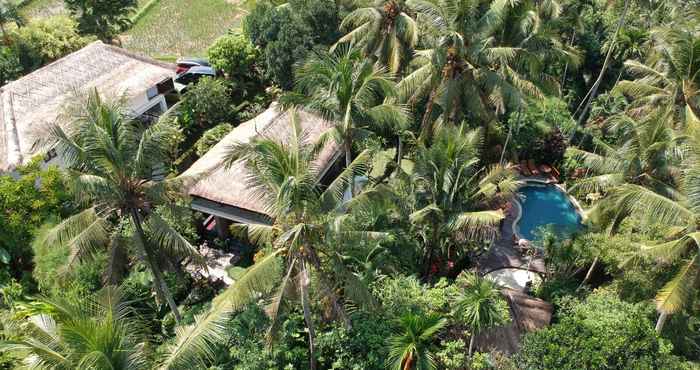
[520,160,532,176]
[527,159,540,175]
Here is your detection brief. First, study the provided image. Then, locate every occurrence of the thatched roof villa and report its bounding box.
[0,41,175,172]
[182,103,341,235]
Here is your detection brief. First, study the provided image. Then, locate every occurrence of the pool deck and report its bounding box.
[479,202,546,274]
[478,176,556,275]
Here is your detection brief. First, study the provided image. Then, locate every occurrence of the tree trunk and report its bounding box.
[578,256,599,290]
[419,87,439,143]
[576,0,631,127]
[500,107,522,165]
[655,311,669,333]
[300,262,317,370]
[561,29,576,87]
[469,332,476,357]
[0,23,8,46]
[345,139,354,196]
[402,351,414,370]
[130,209,182,323]
[397,135,403,168]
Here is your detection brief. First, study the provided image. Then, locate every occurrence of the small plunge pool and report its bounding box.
[515,184,582,240]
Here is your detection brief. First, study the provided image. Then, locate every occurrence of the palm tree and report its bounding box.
[386,313,446,370]
[408,125,520,276]
[292,47,410,171]
[159,110,384,370]
[453,273,510,356]
[333,0,418,74]
[567,108,681,200]
[600,116,700,332]
[399,0,576,142]
[615,27,700,124]
[41,91,202,323]
[1,287,149,369]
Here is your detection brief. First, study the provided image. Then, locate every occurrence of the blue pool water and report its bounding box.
[516,185,582,240]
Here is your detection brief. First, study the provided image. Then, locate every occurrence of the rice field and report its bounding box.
[19,0,67,20]
[121,0,244,59]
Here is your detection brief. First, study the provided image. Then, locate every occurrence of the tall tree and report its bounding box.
[64,0,137,42]
[386,312,446,370]
[601,115,700,332]
[453,273,510,356]
[42,91,202,323]
[615,28,700,124]
[292,47,410,170]
[399,0,576,142]
[408,125,520,276]
[333,0,418,74]
[567,108,681,200]
[159,110,384,370]
[0,287,149,369]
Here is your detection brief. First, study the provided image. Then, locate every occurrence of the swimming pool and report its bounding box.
[515,184,582,240]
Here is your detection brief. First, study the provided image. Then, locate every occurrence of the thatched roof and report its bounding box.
[0,41,174,171]
[475,289,553,355]
[183,103,340,223]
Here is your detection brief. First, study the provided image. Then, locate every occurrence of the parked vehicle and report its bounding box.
[174,66,217,93]
[175,58,211,74]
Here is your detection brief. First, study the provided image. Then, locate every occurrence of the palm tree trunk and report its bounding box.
[300,261,317,370]
[397,135,403,168]
[561,29,576,87]
[468,332,476,357]
[576,0,631,127]
[345,139,355,196]
[578,255,599,289]
[419,87,439,143]
[402,351,414,370]
[655,312,669,333]
[0,23,8,46]
[130,209,182,323]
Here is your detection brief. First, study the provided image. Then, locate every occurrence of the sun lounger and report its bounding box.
[527,159,540,175]
[520,160,531,176]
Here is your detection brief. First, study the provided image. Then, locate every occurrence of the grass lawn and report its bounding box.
[121,0,244,59]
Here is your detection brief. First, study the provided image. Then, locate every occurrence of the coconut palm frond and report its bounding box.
[159,250,284,369]
[656,255,699,315]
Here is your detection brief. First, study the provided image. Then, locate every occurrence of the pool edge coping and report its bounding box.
[510,179,586,241]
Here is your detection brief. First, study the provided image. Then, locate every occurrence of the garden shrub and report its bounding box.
[0,46,21,85]
[179,77,233,141]
[0,160,69,285]
[208,33,259,79]
[195,123,234,157]
[518,290,687,369]
[13,16,93,72]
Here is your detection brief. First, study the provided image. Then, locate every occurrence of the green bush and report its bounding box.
[208,33,259,79]
[13,16,93,72]
[0,160,69,285]
[0,46,21,85]
[179,77,233,136]
[243,0,339,89]
[518,291,687,369]
[195,123,234,157]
